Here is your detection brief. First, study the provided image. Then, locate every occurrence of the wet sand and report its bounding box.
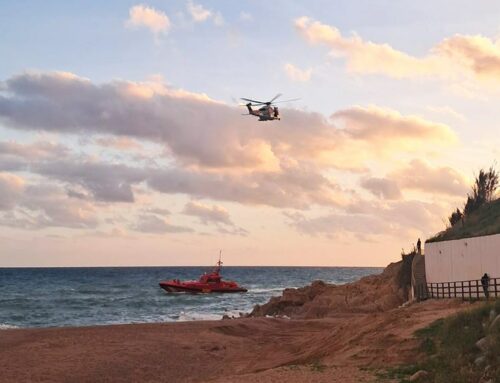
[0,299,467,383]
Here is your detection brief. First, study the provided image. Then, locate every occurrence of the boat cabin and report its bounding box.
[200,272,221,284]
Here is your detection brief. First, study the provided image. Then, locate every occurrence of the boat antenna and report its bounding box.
[216,249,223,272]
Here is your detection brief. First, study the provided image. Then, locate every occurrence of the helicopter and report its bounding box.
[240,94,299,121]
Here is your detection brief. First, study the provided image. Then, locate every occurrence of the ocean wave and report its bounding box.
[177,311,221,322]
[249,287,286,293]
[222,309,248,318]
[0,323,19,330]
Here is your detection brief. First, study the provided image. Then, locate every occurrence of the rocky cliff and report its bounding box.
[251,259,411,319]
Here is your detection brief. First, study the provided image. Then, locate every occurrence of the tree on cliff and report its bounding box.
[448,165,498,226]
[463,166,498,216]
[448,208,463,227]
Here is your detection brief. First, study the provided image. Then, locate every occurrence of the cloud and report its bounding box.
[425,106,466,122]
[0,151,346,210]
[328,105,457,169]
[148,164,346,209]
[144,207,171,216]
[284,63,312,82]
[0,180,98,229]
[213,12,224,27]
[0,71,271,169]
[0,141,68,160]
[0,139,347,209]
[360,160,468,203]
[132,214,192,234]
[390,159,468,197]
[294,17,442,78]
[34,160,146,203]
[183,201,232,225]
[0,71,469,244]
[437,34,500,79]
[186,1,223,25]
[331,105,456,149]
[126,5,171,35]
[239,12,253,22]
[1,154,346,210]
[284,210,389,239]
[294,17,500,81]
[286,198,447,240]
[0,140,69,172]
[94,136,143,151]
[0,173,24,210]
[0,70,464,242]
[187,1,211,22]
[183,200,247,235]
[0,72,457,172]
[361,177,402,200]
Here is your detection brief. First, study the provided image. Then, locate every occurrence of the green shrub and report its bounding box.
[384,301,500,382]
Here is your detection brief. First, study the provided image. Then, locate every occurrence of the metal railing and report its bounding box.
[415,278,499,301]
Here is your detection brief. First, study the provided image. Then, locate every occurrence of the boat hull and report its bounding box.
[159,282,247,294]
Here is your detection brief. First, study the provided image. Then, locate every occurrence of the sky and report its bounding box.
[0,1,499,267]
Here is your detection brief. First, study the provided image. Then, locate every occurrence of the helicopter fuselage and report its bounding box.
[246,104,280,121]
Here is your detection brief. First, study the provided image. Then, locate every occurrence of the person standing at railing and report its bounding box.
[481,273,490,299]
[416,238,422,255]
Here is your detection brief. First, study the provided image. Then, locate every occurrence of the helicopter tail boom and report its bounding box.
[245,103,254,115]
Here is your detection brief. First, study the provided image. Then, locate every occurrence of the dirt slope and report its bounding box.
[0,300,466,383]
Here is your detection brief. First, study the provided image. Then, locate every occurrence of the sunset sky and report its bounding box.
[1,1,499,267]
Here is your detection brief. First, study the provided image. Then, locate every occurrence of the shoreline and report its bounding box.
[1,299,468,383]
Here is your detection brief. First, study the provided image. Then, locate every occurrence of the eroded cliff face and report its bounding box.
[251,260,411,319]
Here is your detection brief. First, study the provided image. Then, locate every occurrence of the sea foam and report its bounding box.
[0,323,19,330]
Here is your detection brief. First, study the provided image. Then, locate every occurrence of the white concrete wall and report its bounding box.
[425,233,500,283]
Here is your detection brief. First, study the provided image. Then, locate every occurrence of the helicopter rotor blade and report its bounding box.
[269,93,282,103]
[272,98,301,105]
[241,97,266,104]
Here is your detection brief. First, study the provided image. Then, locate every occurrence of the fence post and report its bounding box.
[476,280,480,299]
[468,281,472,300]
[453,282,456,298]
[495,278,498,298]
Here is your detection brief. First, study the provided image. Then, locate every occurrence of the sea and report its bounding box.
[0,266,382,329]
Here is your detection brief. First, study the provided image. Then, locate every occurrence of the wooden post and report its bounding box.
[468,281,471,300]
[495,278,498,298]
[453,282,456,298]
[476,280,480,299]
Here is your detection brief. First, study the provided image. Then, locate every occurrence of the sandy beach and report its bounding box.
[0,298,466,383]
